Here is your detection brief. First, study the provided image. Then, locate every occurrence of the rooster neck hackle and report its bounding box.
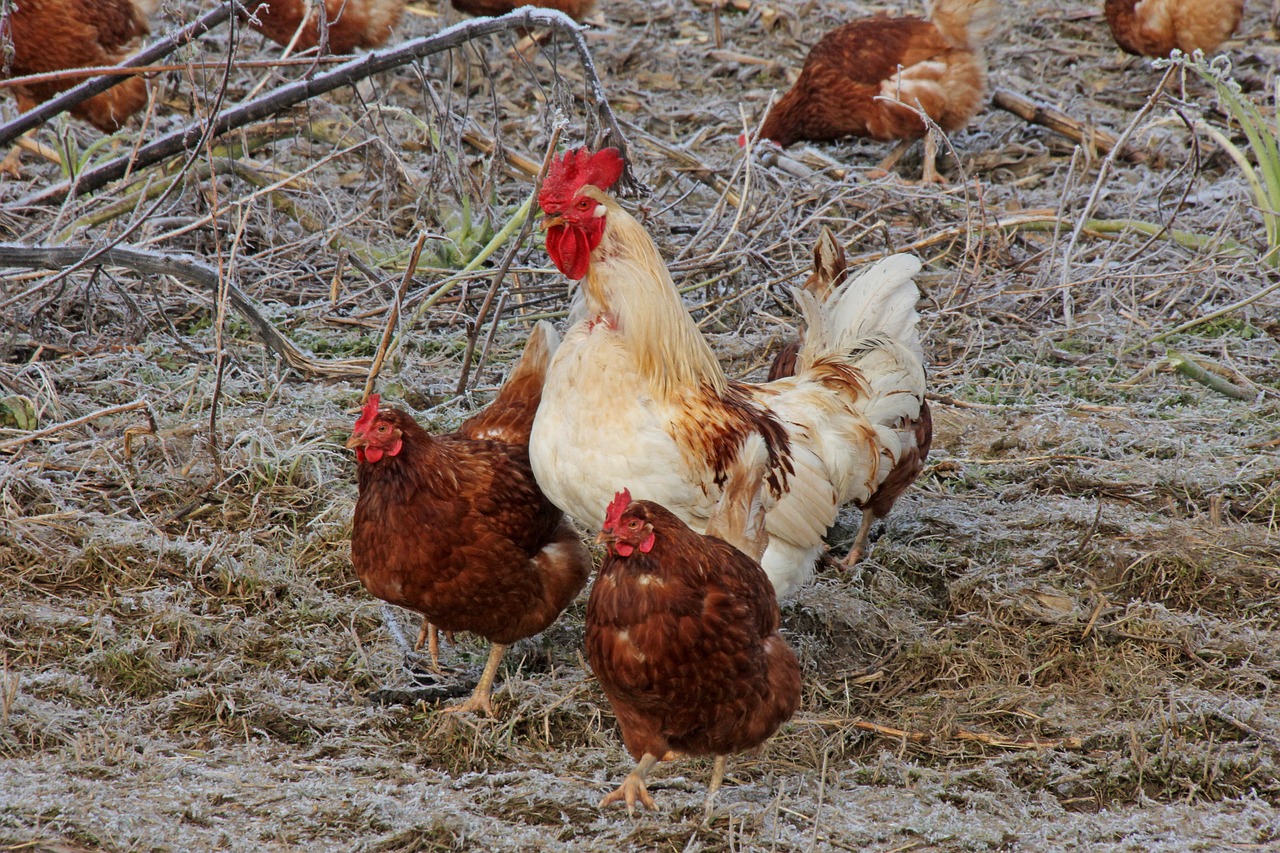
[581,189,727,399]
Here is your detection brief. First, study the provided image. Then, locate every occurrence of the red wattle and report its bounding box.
[364,447,384,463]
[546,224,591,280]
[614,542,634,557]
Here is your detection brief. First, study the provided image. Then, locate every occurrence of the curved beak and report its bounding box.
[595,529,616,547]
[540,214,565,232]
[345,433,367,451]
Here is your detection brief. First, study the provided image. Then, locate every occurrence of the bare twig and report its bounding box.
[1166,351,1256,400]
[992,89,1148,164]
[363,232,432,403]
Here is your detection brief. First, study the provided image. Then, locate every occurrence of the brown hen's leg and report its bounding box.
[599,752,660,816]
[868,139,914,179]
[414,619,441,670]
[441,642,506,717]
[841,508,877,568]
[921,132,945,184]
[704,754,729,817]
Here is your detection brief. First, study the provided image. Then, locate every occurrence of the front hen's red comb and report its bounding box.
[539,148,624,212]
[603,488,632,532]
[354,394,380,431]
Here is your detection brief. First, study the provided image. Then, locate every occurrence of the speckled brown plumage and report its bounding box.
[1,0,151,131]
[586,497,800,812]
[449,0,596,22]
[348,325,591,715]
[1104,0,1243,57]
[242,0,404,53]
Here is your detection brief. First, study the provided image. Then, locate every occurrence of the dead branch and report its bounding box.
[0,2,234,147]
[9,8,644,209]
[992,88,1148,165]
[0,243,370,379]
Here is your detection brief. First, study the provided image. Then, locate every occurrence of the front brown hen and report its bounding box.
[347,323,591,717]
[586,484,801,814]
[756,0,1000,182]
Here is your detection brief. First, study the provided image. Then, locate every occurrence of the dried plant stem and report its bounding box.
[992,89,1146,164]
[363,232,431,403]
[0,400,151,453]
[1166,351,1255,400]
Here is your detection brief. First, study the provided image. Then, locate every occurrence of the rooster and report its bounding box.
[587,485,800,814]
[1104,0,1243,57]
[242,0,405,53]
[1,0,153,132]
[530,147,927,598]
[347,323,592,716]
[767,229,932,566]
[754,0,1000,182]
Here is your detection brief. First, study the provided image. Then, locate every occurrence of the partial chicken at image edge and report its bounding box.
[346,322,592,717]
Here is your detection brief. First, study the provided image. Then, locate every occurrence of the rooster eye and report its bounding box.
[577,197,592,210]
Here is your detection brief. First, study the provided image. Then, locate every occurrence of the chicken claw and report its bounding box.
[599,753,660,816]
[439,642,505,718]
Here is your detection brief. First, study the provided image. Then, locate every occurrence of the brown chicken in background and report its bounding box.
[1104,0,1243,57]
[346,322,592,717]
[449,0,597,22]
[768,229,932,567]
[1,0,153,131]
[755,0,1001,182]
[586,482,800,815]
[242,0,406,53]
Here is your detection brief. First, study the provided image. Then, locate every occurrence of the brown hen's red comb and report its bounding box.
[354,394,380,431]
[539,148,624,212]
[603,488,632,531]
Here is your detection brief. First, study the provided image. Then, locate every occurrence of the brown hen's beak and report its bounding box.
[344,433,367,451]
[540,214,565,232]
[595,529,616,547]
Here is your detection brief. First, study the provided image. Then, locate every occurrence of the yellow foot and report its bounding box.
[439,689,495,718]
[598,774,657,816]
[0,146,23,179]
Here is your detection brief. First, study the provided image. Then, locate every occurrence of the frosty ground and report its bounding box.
[2,0,1279,850]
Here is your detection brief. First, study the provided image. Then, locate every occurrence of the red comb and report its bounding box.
[539,148,624,212]
[603,488,632,531]
[354,394,380,431]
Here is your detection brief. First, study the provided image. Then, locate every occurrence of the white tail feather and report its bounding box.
[796,253,924,369]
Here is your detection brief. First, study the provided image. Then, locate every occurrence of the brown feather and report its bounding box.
[1104,0,1243,57]
[242,0,405,53]
[2,0,151,131]
[586,500,800,766]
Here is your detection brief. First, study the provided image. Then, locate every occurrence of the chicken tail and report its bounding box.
[458,321,560,445]
[794,245,925,430]
[795,249,923,366]
[928,0,1002,49]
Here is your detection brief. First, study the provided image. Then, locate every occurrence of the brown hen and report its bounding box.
[449,0,596,22]
[586,484,801,814]
[1104,0,1243,57]
[768,229,932,567]
[756,0,1000,182]
[1,0,152,131]
[242,0,405,53]
[347,323,592,717]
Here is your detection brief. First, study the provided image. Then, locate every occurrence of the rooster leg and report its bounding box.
[599,752,661,816]
[869,139,914,179]
[704,754,729,817]
[441,642,506,717]
[841,508,877,568]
